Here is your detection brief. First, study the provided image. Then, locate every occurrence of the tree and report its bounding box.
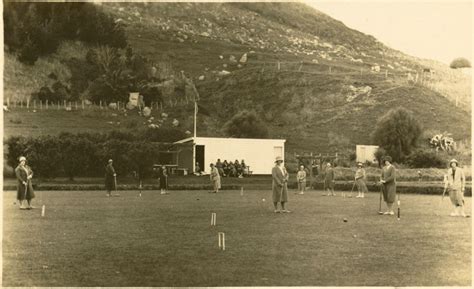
[450,57,471,69]
[224,110,269,138]
[371,107,422,163]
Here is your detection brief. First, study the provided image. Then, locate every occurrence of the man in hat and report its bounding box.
[445,159,468,217]
[323,162,336,196]
[105,159,117,197]
[209,163,221,194]
[355,162,368,198]
[380,156,396,215]
[272,156,290,213]
[15,156,35,210]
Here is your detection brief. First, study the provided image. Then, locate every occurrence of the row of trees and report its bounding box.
[6,128,187,180]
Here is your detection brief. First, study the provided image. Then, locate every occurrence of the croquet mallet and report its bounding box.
[378,181,384,215]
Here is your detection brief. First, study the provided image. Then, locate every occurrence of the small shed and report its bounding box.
[356,145,379,164]
[174,137,286,175]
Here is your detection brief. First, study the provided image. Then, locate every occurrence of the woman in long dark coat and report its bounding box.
[15,156,35,210]
[380,156,396,215]
[105,159,116,197]
[272,156,290,213]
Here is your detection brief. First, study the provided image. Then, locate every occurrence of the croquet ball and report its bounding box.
[353,234,357,238]
[262,198,266,202]
[343,218,348,222]
[196,198,200,201]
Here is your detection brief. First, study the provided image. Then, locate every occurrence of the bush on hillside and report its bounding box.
[371,107,422,163]
[224,110,269,138]
[450,57,471,69]
[405,149,446,168]
[4,2,127,64]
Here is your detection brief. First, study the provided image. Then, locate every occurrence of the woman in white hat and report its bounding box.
[15,156,35,210]
[272,156,290,213]
[355,162,368,198]
[445,159,468,217]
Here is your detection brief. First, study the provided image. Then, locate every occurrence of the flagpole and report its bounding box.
[194,101,197,138]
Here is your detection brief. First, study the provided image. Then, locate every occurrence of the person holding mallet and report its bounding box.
[272,156,290,213]
[380,156,396,215]
[446,159,468,217]
[105,159,117,197]
[15,156,35,210]
[323,162,336,196]
[355,162,368,198]
[209,163,221,194]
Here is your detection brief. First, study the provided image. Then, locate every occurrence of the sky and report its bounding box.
[305,0,472,65]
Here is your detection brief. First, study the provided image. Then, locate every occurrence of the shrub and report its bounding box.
[406,149,446,168]
[450,57,471,69]
[224,110,269,138]
[371,107,422,163]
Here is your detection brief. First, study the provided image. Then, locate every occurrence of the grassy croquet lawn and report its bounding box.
[2,189,472,286]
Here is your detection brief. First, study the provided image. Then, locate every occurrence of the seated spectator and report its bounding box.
[234,160,242,178]
[223,160,229,177]
[241,160,249,176]
[228,162,236,177]
[216,159,224,176]
[195,162,202,176]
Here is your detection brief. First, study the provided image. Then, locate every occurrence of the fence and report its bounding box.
[3,99,165,112]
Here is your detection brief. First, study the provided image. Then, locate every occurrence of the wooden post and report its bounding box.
[46,100,48,109]
[7,98,10,107]
[277,61,280,71]
[385,69,388,78]
[100,101,102,109]
[82,100,85,110]
[329,66,332,74]
[27,99,29,109]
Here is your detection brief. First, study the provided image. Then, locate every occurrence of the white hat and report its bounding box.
[19,156,26,162]
[108,159,113,163]
[275,156,283,163]
[449,159,459,165]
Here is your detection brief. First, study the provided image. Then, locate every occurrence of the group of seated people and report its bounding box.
[194,159,250,177]
[216,159,249,177]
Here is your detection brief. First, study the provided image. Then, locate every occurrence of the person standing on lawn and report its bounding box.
[159,165,169,195]
[380,156,396,215]
[296,165,307,195]
[15,156,35,210]
[105,159,117,197]
[324,162,336,196]
[272,156,290,213]
[209,163,221,194]
[446,159,468,217]
[355,162,368,198]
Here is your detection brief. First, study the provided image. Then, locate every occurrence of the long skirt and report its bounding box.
[17,181,35,201]
[159,176,168,190]
[212,179,221,191]
[324,179,334,190]
[382,183,396,203]
[105,176,115,191]
[356,178,368,193]
[298,181,306,192]
[272,184,288,202]
[449,189,464,206]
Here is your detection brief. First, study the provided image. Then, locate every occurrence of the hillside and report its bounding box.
[3,2,471,157]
